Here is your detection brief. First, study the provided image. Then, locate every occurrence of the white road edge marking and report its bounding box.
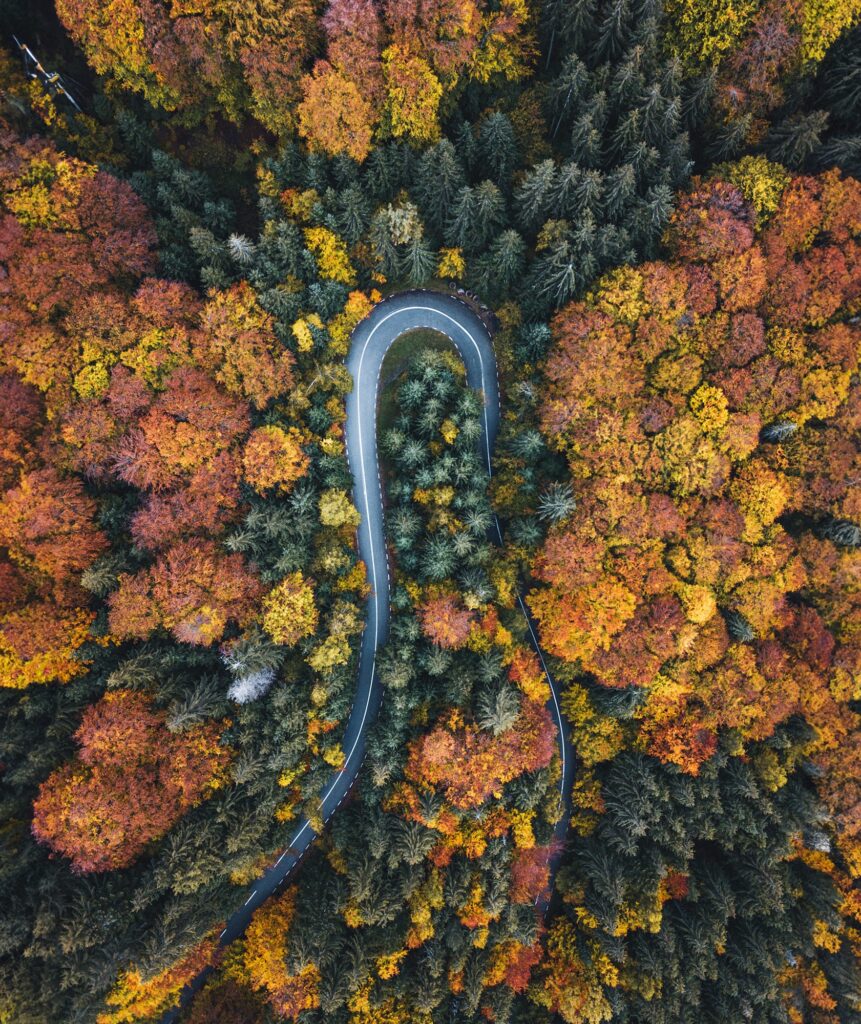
[232,293,568,940]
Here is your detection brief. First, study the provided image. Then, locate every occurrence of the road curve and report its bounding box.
[161,290,572,1021]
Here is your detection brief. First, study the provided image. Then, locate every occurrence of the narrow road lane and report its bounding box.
[161,290,572,1021]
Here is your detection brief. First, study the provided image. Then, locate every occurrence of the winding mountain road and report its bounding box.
[162,290,572,1021]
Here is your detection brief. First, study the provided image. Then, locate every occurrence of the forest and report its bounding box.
[0,0,859,1021]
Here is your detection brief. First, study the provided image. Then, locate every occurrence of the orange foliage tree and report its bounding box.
[32,691,231,872]
[196,283,295,410]
[242,426,310,494]
[109,538,262,646]
[406,698,556,808]
[98,933,222,1024]
[418,591,475,649]
[510,845,553,904]
[298,0,533,155]
[0,468,107,583]
[96,365,253,555]
[0,370,108,688]
[110,368,250,493]
[532,167,861,808]
[240,887,321,1018]
[298,60,376,163]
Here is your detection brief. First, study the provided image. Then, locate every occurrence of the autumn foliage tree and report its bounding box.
[0,115,382,1024]
[0,130,156,418]
[406,698,556,808]
[298,0,534,157]
[54,0,318,134]
[238,888,321,1018]
[532,165,859,770]
[527,166,860,1020]
[242,425,310,494]
[32,691,231,872]
[297,60,376,163]
[0,478,105,687]
[663,0,861,159]
[417,591,475,648]
[196,283,296,410]
[97,934,222,1024]
[0,468,106,591]
[532,166,861,877]
[184,978,266,1024]
[260,571,318,646]
[0,370,108,687]
[109,538,262,646]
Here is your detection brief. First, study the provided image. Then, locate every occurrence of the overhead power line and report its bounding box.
[12,35,83,112]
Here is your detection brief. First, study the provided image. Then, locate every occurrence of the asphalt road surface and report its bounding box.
[160,290,572,1021]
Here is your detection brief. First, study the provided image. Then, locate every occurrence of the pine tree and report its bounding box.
[400,234,436,285]
[416,139,466,234]
[515,159,558,231]
[767,110,831,167]
[472,181,508,249]
[477,113,519,189]
[470,230,526,298]
[445,185,478,249]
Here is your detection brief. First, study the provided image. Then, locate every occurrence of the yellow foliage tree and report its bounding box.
[303,227,356,286]
[261,572,318,646]
[531,920,615,1024]
[242,425,309,494]
[241,888,322,1018]
[437,247,466,279]
[469,0,536,82]
[306,634,351,674]
[319,488,361,528]
[800,0,861,62]
[717,156,791,225]
[328,290,376,356]
[382,45,443,144]
[98,935,220,1024]
[561,683,625,767]
[663,0,761,70]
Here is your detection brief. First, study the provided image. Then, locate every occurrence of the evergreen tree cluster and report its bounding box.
[550,723,858,1024]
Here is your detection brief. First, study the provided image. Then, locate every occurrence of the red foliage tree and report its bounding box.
[185,979,266,1024]
[0,370,108,688]
[31,691,231,872]
[323,0,385,103]
[510,845,553,904]
[0,132,156,415]
[503,940,543,992]
[0,373,43,488]
[130,452,243,551]
[0,468,107,587]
